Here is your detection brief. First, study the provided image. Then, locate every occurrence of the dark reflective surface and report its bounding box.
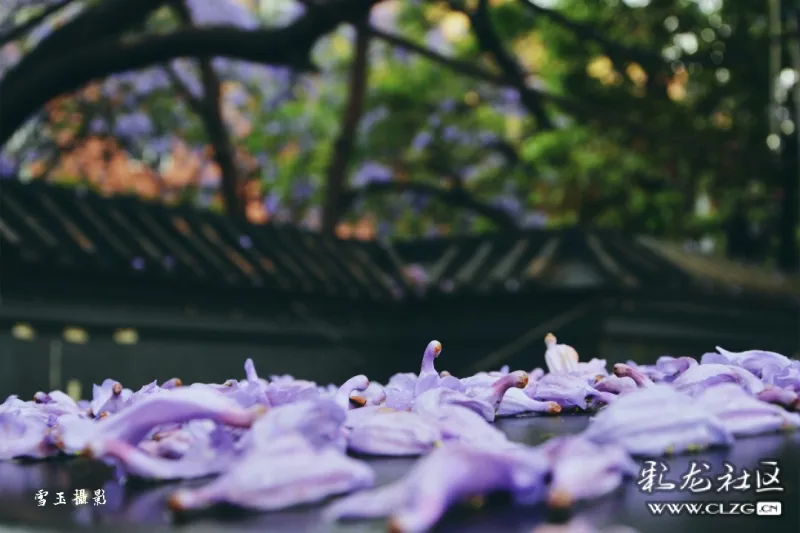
[0,415,797,532]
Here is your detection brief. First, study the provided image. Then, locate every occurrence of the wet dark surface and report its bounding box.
[0,415,798,532]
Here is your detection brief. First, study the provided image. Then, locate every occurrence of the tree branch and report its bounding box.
[3,0,170,88]
[340,180,520,231]
[460,0,553,130]
[368,24,733,157]
[322,16,372,235]
[520,1,726,74]
[366,26,505,84]
[163,65,204,112]
[0,0,383,149]
[0,0,77,49]
[170,0,245,219]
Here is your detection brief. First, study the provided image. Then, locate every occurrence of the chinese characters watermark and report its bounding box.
[34,489,106,506]
[638,460,783,494]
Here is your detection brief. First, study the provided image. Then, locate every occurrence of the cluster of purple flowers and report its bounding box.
[1,337,797,532]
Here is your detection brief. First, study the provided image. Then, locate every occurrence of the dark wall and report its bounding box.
[1,291,796,400]
[0,333,380,400]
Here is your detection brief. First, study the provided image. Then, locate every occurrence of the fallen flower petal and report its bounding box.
[347,411,442,456]
[695,383,800,436]
[86,438,231,481]
[582,385,733,456]
[531,373,603,411]
[325,441,548,533]
[497,388,561,417]
[81,388,264,449]
[544,333,579,374]
[539,436,637,507]
[593,375,638,395]
[612,364,654,388]
[414,340,443,397]
[671,363,765,397]
[757,386,800,411]
[168,435,374,512]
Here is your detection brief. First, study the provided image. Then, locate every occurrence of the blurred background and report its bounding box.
[0,0,799,400]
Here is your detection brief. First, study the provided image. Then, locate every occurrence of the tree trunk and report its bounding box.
[322,17,371,235]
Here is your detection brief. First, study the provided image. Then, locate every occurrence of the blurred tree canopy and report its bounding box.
[0,0,798,268]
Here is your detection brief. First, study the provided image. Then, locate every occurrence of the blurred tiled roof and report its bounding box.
[0,180,404,301]
[389,230,800,299]
[636,236,800,298]
[3,180,798,302]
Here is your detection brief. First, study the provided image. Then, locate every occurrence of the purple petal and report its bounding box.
[325,442,548,531]
[168,435,374,512]
[582,385,733,456]
[612,363,654,388]
[539,436,637,507]
[695,383,800,436]
[671,363,765,397]
[346,411,442,456]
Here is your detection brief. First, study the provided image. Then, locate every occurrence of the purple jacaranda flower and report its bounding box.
[612,364,654,388]
[0,409,52,460]
[114,112,153,138]
[162,377,182,389]
[384,383,415,411]
[212,359,269,408]
[671,363,765,397]
[762,360,800,393]
[460,372,499,389]
[539,436,637,508]
[324,441,549,532]
[87,430,233,481]
[414,387,496,422]
[186,0,259,29]
[265,378,320,406]
[318,383,339,396]
[704,346,792,378]
[64,388,264,453]
[351,161,393,187]
[0,152,17,178]
[418,404,509,445]
[497,388,562,417]
[582,385,733,456]
[531,373,614,411]
[50,413,95,455]
[344,405,390,428]
[127,378,180,406]
[544,333,579,373]
[90,379,133,417]
[138,428,195,459]
[346,410,442,456]
[757,386,799,411]
[32,390,82,416]
[439,373,465,392]
[246,394,348,451]
[462,371,554,416]
[575,358,609,378]
[622,360,667,382]
[695,383,800,436]
[353,381,385,406]
[411,131,432,151]
[593,375,638,395]
[168,435,374,512]
[414,340,443,396]
[334,375,370,409]
[653,356,698,381]
[417,372,530,422]
[470,371,530,406]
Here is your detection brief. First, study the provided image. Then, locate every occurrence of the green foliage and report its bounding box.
[14,0,786,244]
